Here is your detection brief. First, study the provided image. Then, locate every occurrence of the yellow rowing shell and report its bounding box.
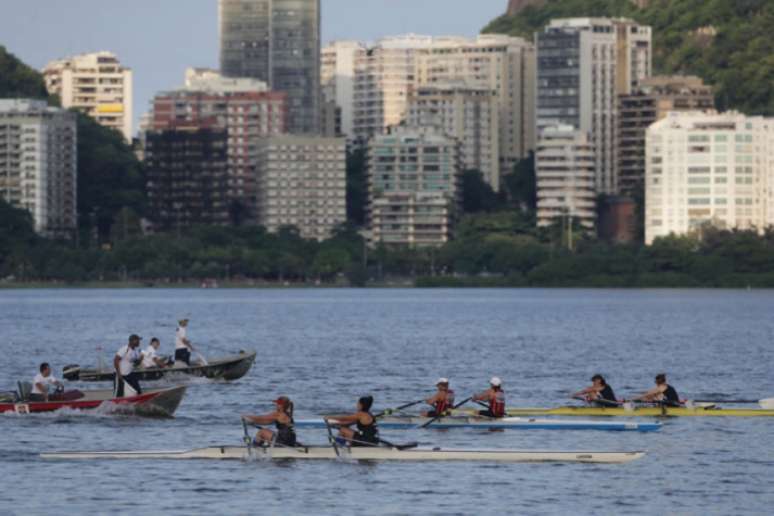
[455,406,774,417]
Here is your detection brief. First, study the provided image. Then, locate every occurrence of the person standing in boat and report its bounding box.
[174,318,194,365]
[473,377,506,418]
[572,374,617,406]
[633,373,681,406]
[423,378,455,417]
[141,338,169,369]
[114,334,143,397]
[242,396,297,447]
[327,395,379,446]
[30,363,64,402]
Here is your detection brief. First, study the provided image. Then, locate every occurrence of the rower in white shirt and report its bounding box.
[30,362,64,402]
[114,334,143,397]
[141,338,168,369]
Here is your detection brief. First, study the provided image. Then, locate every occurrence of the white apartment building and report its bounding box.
[645,111,774,244]
[0,99,77,237]
[407,83,500,190]
[256,135,347,241]
[536,18,651,196]
[368,127,462,247]
[321,40,364,138]
[535,125,596,229]
[43,51,133,142]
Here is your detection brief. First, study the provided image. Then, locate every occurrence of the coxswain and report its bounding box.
[242,396,297,447]
[30,362,64,402]
[174,319,194,365]
[633,373,681,406]
[327,395,379,447]
[114,334,143,397]
[572,374,618,406]
[422,378,455,417]
[473,376,506,418]
[141,338,168,369]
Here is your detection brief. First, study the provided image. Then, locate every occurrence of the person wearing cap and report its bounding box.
[141,338,169,369]
[326,395,379,447]
[472,377,506,418]
[422,378,456,417]
[114,334,144,397]
[242,396,297,447]
[174,319,194,365]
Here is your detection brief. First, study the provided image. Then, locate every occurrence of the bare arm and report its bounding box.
[113,355,121,374]
[571,386,596,398]
[242,412,278,426]
[472,389,491,402]
[633,386,661,401]
[324,413,360,425]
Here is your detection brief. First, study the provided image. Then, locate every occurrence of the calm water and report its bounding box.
[1,289,773,515]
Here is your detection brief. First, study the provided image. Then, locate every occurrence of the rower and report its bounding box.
[114,334,143,397]
[473,377,506,418]
[242,396,297,447]
[141,338,168,369]
[422,378,455,417]
[174,318,193,365]
[30,363,64,402]
[572,374,617,406]
[633,373,681,406]
[327,395,379,447]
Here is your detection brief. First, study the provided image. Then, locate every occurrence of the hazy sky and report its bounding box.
[0,0,507,134]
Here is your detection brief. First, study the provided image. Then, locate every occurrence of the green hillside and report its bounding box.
[484,0,774,116]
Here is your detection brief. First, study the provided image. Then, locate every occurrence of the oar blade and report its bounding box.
[759,398,774,410]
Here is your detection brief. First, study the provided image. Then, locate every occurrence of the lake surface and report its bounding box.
[1,288,773,515]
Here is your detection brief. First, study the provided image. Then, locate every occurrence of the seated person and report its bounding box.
[30,362,64,402]
[141,338,169,369]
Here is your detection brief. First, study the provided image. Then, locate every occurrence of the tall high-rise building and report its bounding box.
[321,40,363,139]
[43,51,133,142]
[256,135,347,241]
[367,127,462,247]
[407,83,500,190]
[536,18,651,196]
[645,111,774,244]
[0,99,77,237]
[617,75,714,196]
[219,0,320,135]
[149,68,287,221]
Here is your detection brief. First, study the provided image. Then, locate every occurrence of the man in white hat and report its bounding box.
[174,319,193,365]
[422,378,456,417]
[472,376,506,418]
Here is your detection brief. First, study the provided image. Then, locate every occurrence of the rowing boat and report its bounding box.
[62,350,256,382]
[40,446,645,463]
[0,385,186,418]
[296,416,661,432]
[455,405,774,418]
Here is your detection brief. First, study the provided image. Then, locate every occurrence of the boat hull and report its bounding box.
[296,416,660,432]
[456,405,774,418]
[41,446,645,463]
[0,385,186,418]
[64,351,256,382]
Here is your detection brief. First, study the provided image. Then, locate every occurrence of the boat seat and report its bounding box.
[17,381,32,402]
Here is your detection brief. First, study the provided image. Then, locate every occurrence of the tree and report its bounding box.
[461,169,500,213]
[502,153,536,212]
[346,148,368,226]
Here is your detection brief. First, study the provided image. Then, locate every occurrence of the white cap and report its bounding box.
[436,377,449,385]
[489,376,502,387]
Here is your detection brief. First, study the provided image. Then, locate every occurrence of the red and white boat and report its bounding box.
[0,385,186,418]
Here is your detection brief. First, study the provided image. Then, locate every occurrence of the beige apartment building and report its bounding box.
[43,51,133,142]
[256,135,347,241]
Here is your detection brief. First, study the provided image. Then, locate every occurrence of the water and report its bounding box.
[1,289,773,515]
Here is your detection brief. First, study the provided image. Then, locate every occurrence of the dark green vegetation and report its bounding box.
[485,0,774,116]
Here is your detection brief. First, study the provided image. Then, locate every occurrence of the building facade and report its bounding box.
[367,128,462,247]
[536,18,651,196]
[256,135,347,241]
[144,123,230,231]
[0,99,77,238]
[219,0,320,135]
[43,51,133,142]
[407,83,500,190]
[321,40,363,138]
[535,125,596,229]
[645,111,774,244]
[149,68,287,222]
[617,75,714,196]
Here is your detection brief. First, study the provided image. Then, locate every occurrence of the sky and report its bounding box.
[0,0,507,134]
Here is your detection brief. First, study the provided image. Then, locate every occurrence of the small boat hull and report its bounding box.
[296,416,661,432]
[455,405,774,418]
[41,446,645,463]
[63,351,256,382]
[0,385,186,418]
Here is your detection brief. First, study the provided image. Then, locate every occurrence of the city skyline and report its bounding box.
[0,0,505,134]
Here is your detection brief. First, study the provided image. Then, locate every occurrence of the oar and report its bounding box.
[694,397,774,407]
[419,396,471,429]
[572,396,622,407]
[323,418,341,458]
[374,399,424,418]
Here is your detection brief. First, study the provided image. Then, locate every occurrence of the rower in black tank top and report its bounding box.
[353,413,379,447]
[663,384,680,406]
[598,384,616,403]
[275,418,296,446]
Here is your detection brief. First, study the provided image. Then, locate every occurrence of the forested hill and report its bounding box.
[483,0,774,116]
[0,46,51,100]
